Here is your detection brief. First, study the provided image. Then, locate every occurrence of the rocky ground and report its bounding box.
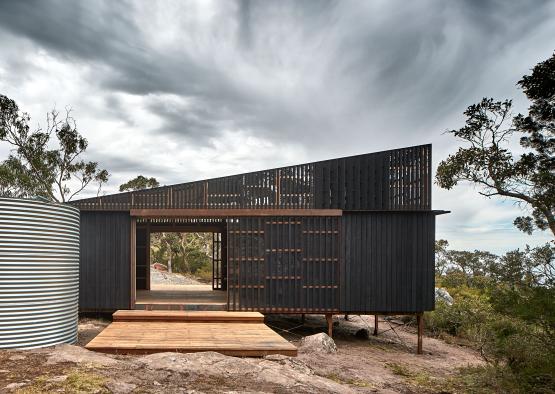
[150,268,204,286]
[0,315,484,393]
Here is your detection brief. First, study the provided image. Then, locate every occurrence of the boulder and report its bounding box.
[435,287,454,306]
[299,333,337,353]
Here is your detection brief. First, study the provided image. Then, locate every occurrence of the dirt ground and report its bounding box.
[0,314,484,393]
[271,314,484,392]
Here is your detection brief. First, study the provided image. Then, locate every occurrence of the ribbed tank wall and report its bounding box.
[0,198,80,349]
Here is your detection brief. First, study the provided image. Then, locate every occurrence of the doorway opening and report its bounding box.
[134,221,227,310]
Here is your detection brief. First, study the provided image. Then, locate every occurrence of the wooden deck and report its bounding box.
[86,311,297,357]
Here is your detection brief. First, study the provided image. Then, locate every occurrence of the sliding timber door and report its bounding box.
[227,216,339,312]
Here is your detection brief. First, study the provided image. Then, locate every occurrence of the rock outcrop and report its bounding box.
[138,351,351,393]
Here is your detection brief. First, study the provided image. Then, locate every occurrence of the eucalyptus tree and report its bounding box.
[437,53,554,237]
[0,95,109,202]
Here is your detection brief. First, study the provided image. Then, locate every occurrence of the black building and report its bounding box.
[72,144,446,322]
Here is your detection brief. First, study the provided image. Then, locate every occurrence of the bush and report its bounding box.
[187,249,211,274]
[481,316,555,392]
[195,265,213,283]
[427,288,555,392]
[426,288,493,338]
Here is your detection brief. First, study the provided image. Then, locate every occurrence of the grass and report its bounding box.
[323,372,375,388]
[385,362,435,389]
[384,362,519,394]
[16,368,107,394]
[440,365,528,394]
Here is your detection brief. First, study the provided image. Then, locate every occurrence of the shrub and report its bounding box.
[187,249,211,274]
[194,265,213,283]
[426,288,493,339]
[427,290,555,392]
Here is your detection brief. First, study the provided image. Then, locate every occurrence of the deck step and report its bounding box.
[134,303,227,312]
[113,310,265,323]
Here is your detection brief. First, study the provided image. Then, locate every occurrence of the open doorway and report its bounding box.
[134,223,227,310]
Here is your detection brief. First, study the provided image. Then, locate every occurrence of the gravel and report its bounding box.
[150,268,203,285]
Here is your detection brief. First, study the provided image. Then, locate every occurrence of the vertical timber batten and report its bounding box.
[130,216,136,310]
[71,145,432,212]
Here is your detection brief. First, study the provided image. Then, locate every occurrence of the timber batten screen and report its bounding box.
[71,145,431,212]
[227,216,340,312]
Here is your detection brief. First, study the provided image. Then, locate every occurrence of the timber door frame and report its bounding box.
[130,219,228,309]
[130,217,136,309]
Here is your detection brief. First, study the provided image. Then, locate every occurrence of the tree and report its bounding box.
[435,239,450,276]
[119,175,159,192]
[0,95,109,202]
[150,232,213,276]
[163,233,181,273]
[436,52,555,237]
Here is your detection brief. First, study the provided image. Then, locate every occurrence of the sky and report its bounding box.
[0,0,553,254]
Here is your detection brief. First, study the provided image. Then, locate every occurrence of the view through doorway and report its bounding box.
[135,228,227,310]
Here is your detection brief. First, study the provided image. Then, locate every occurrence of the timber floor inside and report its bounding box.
[85,311,297,357]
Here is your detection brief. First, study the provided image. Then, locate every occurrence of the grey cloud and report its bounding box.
[1,0,554,252]
[0,1,137,63]
[3,0,552,151]
[84,149,166,175]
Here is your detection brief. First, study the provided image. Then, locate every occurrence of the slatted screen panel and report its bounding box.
[264,217,303,312]
[301,217,340,312]
[71,145,431,212]
[227,216,339,312]
[227,218,266,311]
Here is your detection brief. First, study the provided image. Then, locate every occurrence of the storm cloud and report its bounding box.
[0,0,553,252]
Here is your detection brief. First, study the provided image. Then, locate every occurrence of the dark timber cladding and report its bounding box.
[70,144,441,316]
[79,211,131,311]
[341,212,435,313]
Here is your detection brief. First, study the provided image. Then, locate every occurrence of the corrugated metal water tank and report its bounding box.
[0,197,79,348]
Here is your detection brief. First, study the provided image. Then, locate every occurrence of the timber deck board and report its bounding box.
[86,311,296,357]
[113,310,265,323]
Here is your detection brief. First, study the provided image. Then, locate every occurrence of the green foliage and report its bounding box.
[0,156,41,198]
[433,52,555,394]
[119,175,160,191]
[430,240,555,392]
[186,249,211,274]
[0,95,109,202]
[427,287,493,338]
[150,232,213,281]
[435,239,450,276]
[436,52,555,236]
[194,264,214,283]
[442,365,524,394]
